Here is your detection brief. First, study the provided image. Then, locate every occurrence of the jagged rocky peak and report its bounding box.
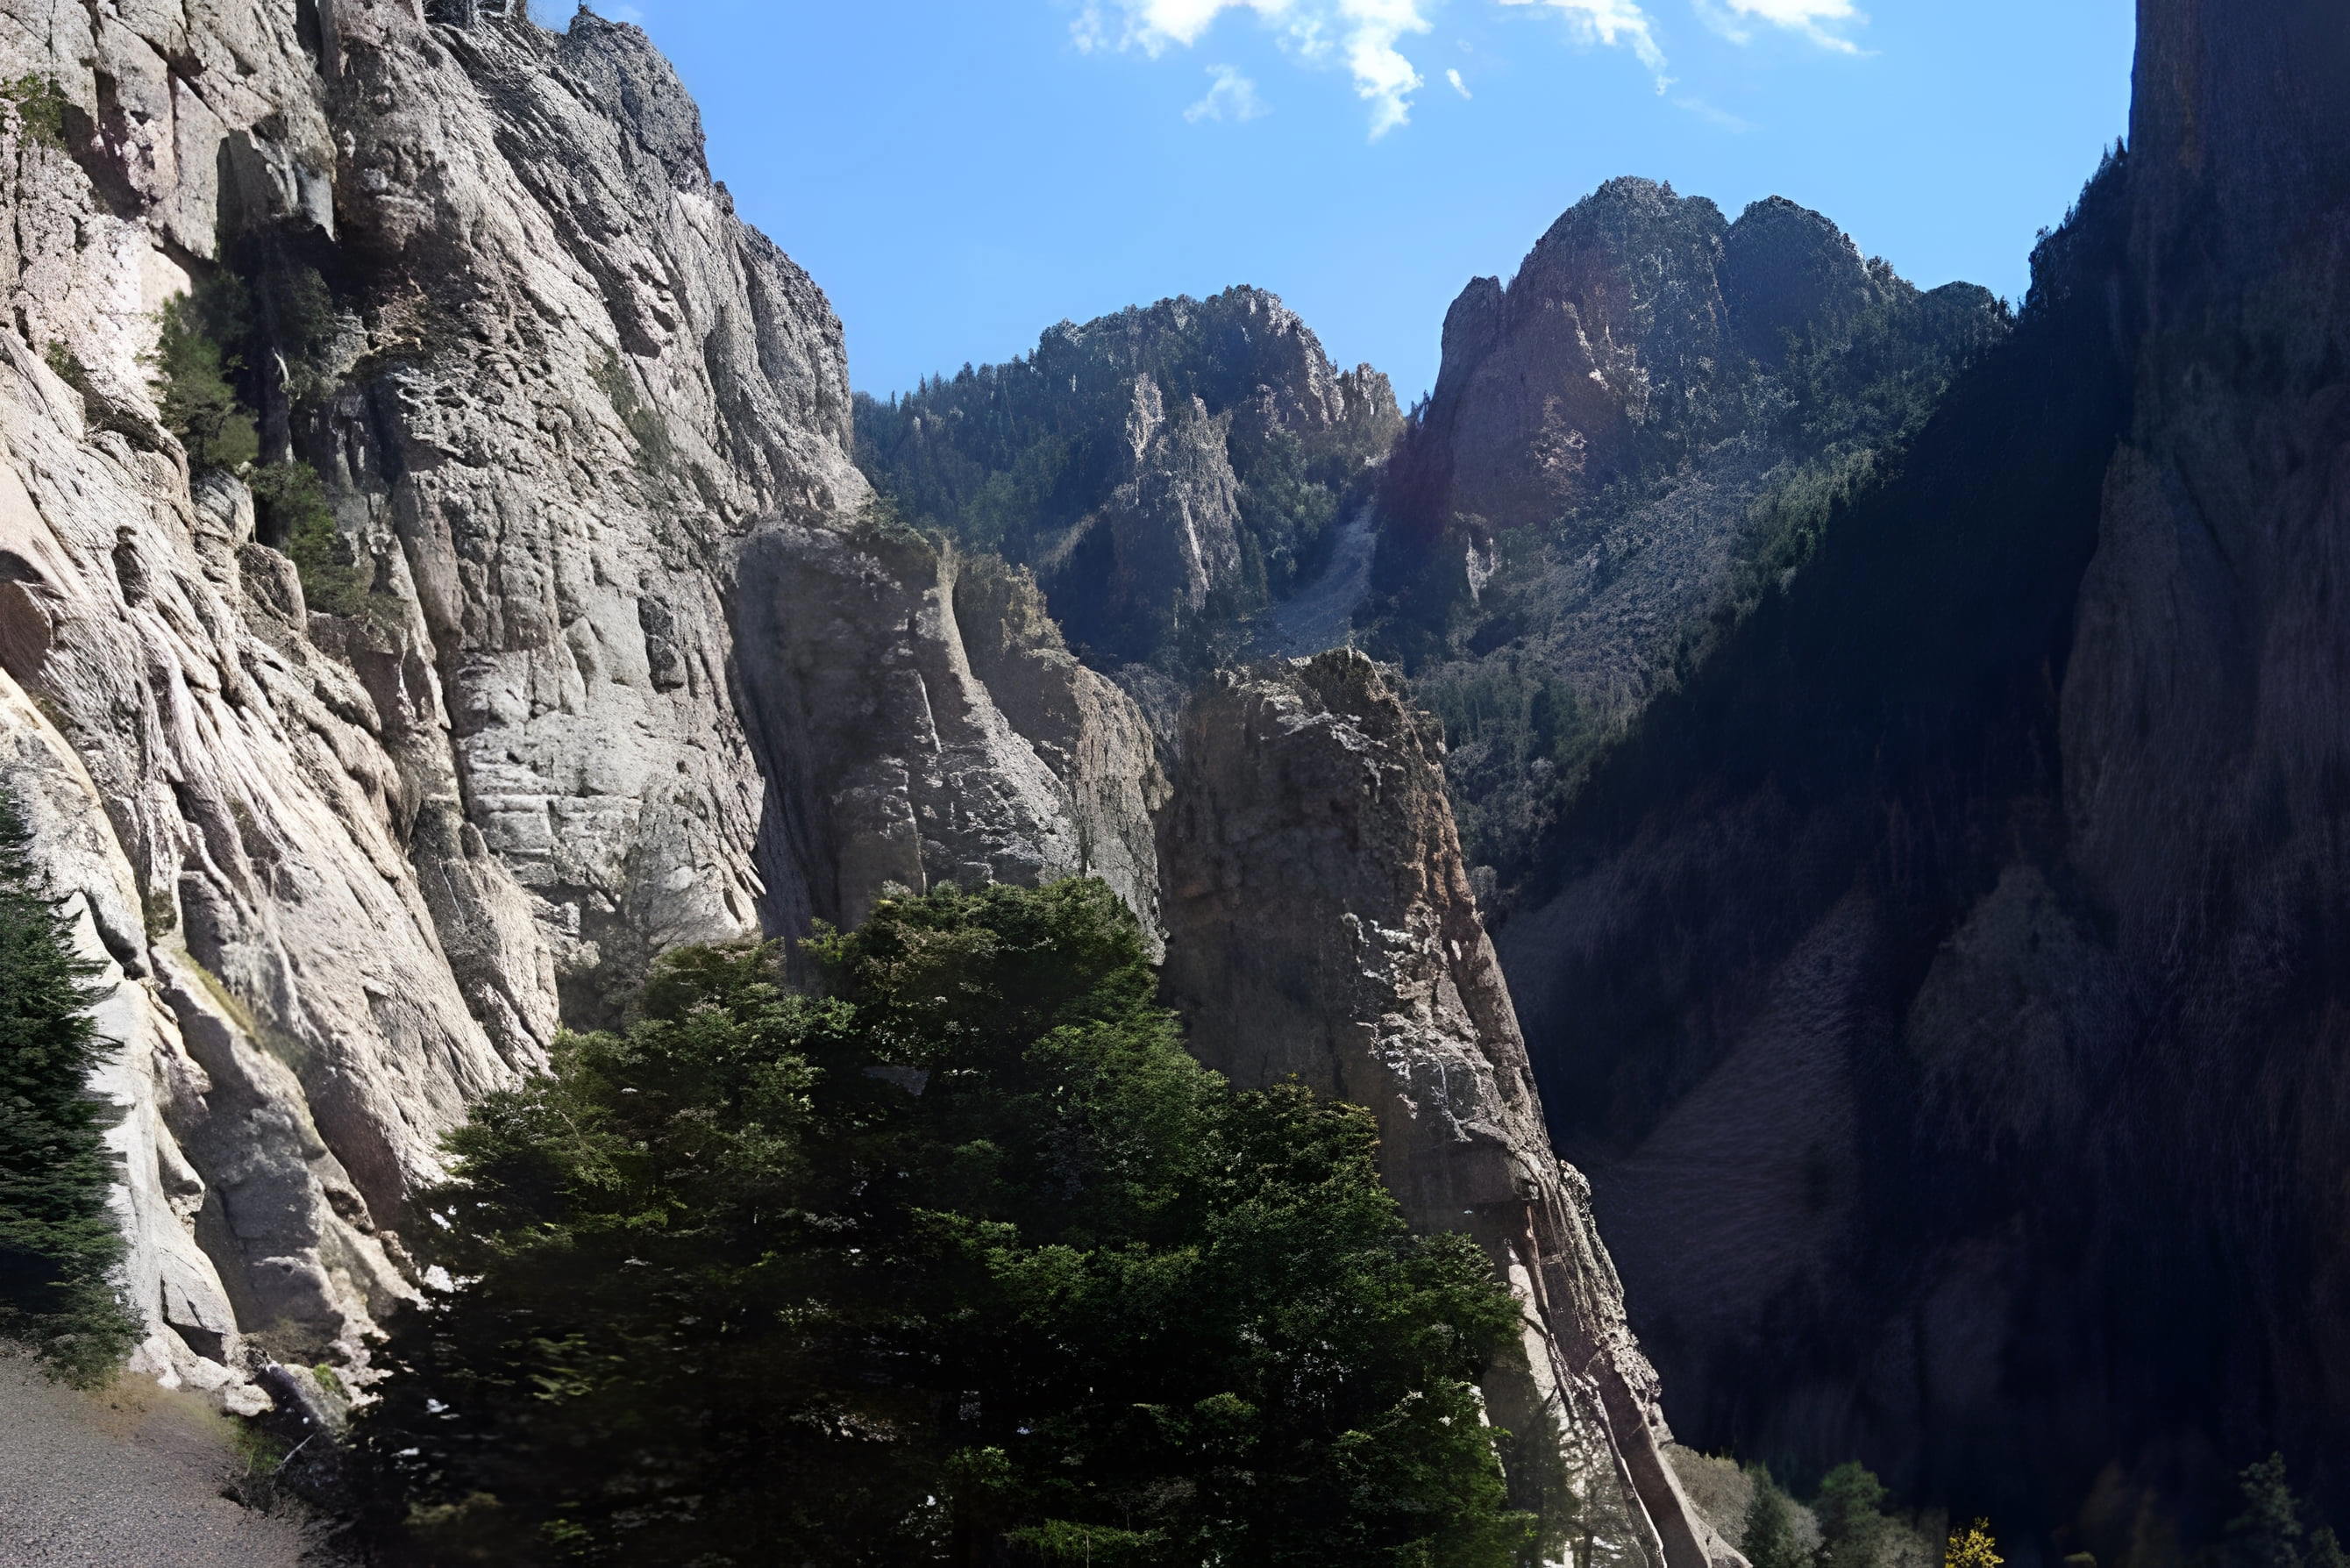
[1364,173,2006,910]
[1720,195,1883,367]
[855,284,1402,676]
[1404,176,1978,535]
[1157,649,1745,1568]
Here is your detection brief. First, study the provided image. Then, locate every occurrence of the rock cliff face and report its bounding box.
[1160,651,1743,1568]
[0,1,1158,1412]
[1492,0,2350,1543]
[856,287,1401,675]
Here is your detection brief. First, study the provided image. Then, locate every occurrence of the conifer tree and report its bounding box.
[0,784,136,1385]
[1741,1465,1806,1568]
[357,880,1533,1568]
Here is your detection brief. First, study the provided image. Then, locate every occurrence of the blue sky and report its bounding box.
[574,1,2136,403]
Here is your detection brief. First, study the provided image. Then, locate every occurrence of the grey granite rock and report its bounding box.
[0,0,1162,1402]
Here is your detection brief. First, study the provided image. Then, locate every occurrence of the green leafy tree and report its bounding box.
[355,880,1529,1568]
[0,786,137,1386]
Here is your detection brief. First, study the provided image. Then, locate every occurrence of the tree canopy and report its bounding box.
[356,879,1533,1567]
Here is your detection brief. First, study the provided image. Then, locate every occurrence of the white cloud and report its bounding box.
[1498,0,1670,89]
[1696,0,1864,53]
[1446,66,1471,96]
[1079,0,1434,137]
[1186,63,1271,120]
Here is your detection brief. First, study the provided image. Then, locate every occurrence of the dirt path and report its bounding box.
[0,1356,318,1567]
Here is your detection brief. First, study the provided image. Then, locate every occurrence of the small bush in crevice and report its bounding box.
[0,785,139,1388]
[252,460,379,622]
[149,283,260,473]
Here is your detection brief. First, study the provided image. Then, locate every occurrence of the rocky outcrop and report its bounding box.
[1159,651,1743,1568]
[0,0,1161,1414]
[1490,0,2350,1542]
[736,524,1164,947]
[856,286,1401,673]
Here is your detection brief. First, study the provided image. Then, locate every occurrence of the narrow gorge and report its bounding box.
[0,3,1727,1564]
[2,0,2344,1564]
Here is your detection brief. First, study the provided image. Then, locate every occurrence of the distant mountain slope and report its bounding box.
[1364,181,2007,896]
[854,287,1399,677]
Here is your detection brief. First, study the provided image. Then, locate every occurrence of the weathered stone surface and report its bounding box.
[857,285,1401,672]
[1159,651,1742,1568]
[736,522,1164,946]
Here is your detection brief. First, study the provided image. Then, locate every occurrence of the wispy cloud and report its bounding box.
[1078,0,1434,137]
[1497,0,1670,90]
[1072,0,1863,134]
[1186,62,1271,119]
[1672,93,1748,132]
[1695,0,1864,53]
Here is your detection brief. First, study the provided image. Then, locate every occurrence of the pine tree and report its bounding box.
[1741,1465,1805,1568]
[356,880,1533,1568]
[0,785,136,1386]
[2230,1455,2309,1568]
[1816,1463,1893,1568]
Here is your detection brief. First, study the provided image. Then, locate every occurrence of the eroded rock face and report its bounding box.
[736,526,1165,948]
[1159,652,1742,1568]
[0,1,1163,1411]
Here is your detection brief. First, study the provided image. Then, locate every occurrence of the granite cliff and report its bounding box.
[1490,0,2350,1547]
[0,0,1157,1418]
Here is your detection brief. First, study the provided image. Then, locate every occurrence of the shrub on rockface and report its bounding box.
[0,786,137,1387]
[353,880,1532,1568]
[150,287,260,474]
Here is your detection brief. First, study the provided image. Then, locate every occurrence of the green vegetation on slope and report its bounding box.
[0,787,138,1387]
[145,253,379,620]
[856,289,1398,674]
[354,880,1532,1568]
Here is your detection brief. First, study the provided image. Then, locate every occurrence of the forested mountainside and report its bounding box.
[1491,0,2350,1549]
[1365,182,2009,894]
[854,288,1400,680]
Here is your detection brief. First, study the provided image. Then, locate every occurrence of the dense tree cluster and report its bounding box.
[355,880,1533,1567]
